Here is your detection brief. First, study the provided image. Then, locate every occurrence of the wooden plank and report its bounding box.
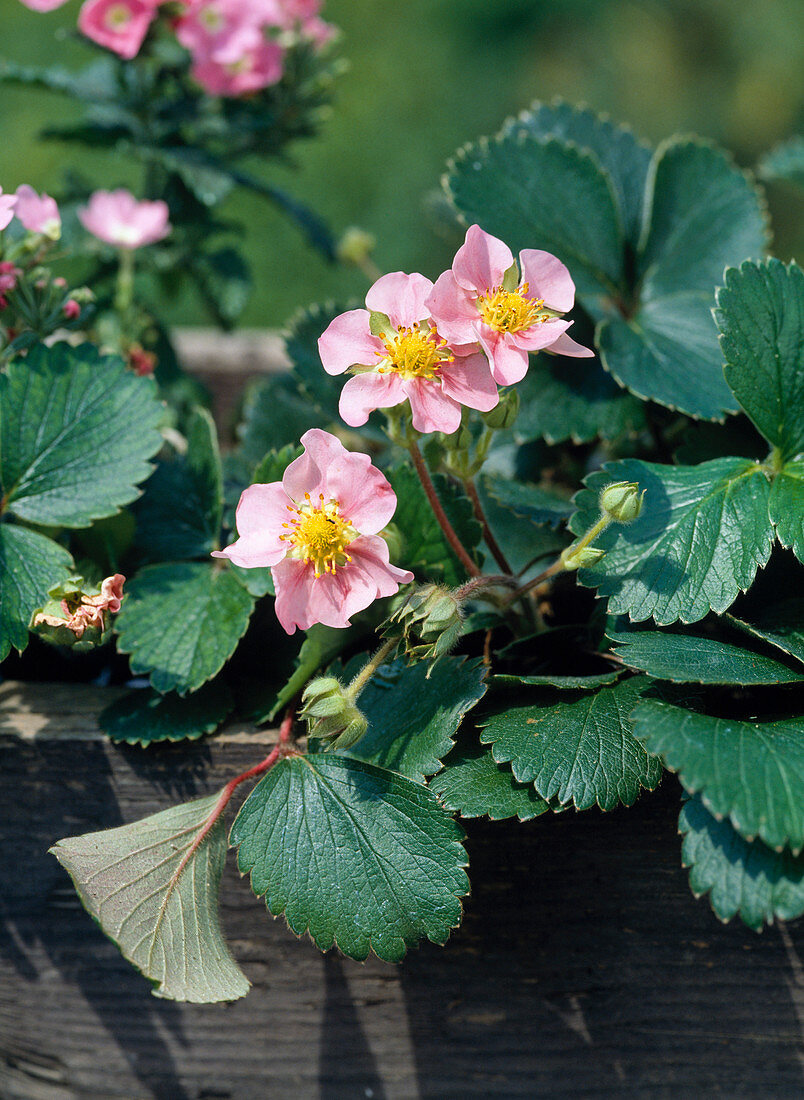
[2,683,804,1097]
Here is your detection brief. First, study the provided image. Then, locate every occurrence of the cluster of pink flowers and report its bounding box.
[19,0,334,96]
[318,224,593,435]
[217,225,592,635]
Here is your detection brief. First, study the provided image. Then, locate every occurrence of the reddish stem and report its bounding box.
[408,440,481,578]
[463,477,513,575]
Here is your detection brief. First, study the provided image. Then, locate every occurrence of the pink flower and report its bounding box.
[77,0,160,60]
[78,189,171,249]
[63,299,81,320]
[0,262,19,295]
[190,38,283,96]
[318,272,500,435]
[213,428,413,634]
[427,225,593,387]
[0,189,17,232]
[14,185,61,239]
[18,0,71,10]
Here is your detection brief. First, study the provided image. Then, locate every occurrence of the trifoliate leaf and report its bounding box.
[599,139,767,419]
[231,754,468,962]
[513,353,647,445]
[115,562,254,695]
[0,525,73,660]
[482,475,573,527]
[680,795,804,931]
[100,682,234,746]
[0,342,162,527]
[569,459,775,624]
[446,131,624,310]
[133,408,223,562]
[388,462,481,585]
[50,793,249,1003]
[285,302,350,422]
[340,656,487,783]
[726,600,804,667]
[480,676,661,811]
[716,260,804,462]
[607,627,804,685]
[431,740,552,821]
[503,99,652,246]
[757,136,804,187]
[632,699,804,853]
[769,458,804,563]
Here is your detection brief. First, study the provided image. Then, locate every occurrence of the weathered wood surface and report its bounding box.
[2,682,804,1099]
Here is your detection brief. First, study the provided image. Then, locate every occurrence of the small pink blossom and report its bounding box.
[427,225,593,387]
[0,262,19,296]
[63,299,81,321]
[78,0,160,60]
[213,428,413,634]
[78,189,171,249]
[14,185,61,239]
[191,39,283,96]
[0,189,17,232]
[318,272,500,435]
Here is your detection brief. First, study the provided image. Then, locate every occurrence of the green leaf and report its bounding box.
[284,303,347,423]
[726,600,804,667]
[50,793,249,1003]
[599,139,767,419]
[632,699,804,853]
[482,475,573,527]
[251,442,303,486]
[115,562,254,695]
[474,475,568,576]
[100,682,234,746]
[231,754,468,962]
[769,458,804,563]
[0,58,120,103]
[758,136,804,187]
[388,462,481,585]
[492,671,623,690]
[0,343,163,527]
[569,459,775,624]
[0,525,73,661]
[237,374,321,466]
[430,741,553,821]
[514,353,647,445]
[503,99,652,245]
[680,795,804,931]
[341,656,487,782]
[446,131,624,308]
[193,248,252,329]
[607,626,804,685]
[134,408,223,562]
[716,260,804,462]
[267,622,357,722]
[134,144,235,206]
[480,676,662,811]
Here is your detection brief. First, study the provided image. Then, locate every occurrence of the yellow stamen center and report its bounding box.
[279,493,356,578]
[376,323,454,381]
[476,283,548,334]
[106,4,131,29]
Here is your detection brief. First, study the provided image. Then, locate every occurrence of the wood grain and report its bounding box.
[2,682,804,1099]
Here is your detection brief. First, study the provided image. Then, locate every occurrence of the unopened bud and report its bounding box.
[336,227,377,268]
[599,481,644,524]
[561,544,606,571]
[385,583,464,663]
[300,676,369,750]
[482,388,519,431]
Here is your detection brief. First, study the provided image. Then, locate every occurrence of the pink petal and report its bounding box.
[452,224,513,294]
[476,327,530,386]
[404,378,462,435]
[426,270,479,345]
[518,249,577,312]
[272,558,328,633]
[365,271,434,330]
[211,482,290,568]
[318,309,382,375]
[323,452,399,534]
[348,535,414,593]
[338,371,406,426]
[282,428,347,502]
[508,318,571,352]
[212,533,286,570]
[439,352,499,412]
[544,330,596,358]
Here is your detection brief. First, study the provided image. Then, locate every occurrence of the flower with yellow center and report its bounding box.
[376,322,454,381]
[280,493,357,577]
[476,283,548,334]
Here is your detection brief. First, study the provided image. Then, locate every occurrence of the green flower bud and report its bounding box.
[561,544,606,571]
[481,388,520,431]
[300,676,369,750]
[599,481,645,524]
[336,226,377,267]
[385,583,464,663]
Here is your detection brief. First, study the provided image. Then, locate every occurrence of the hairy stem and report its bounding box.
[463,476,514,574]
[408,439,481,577]
[505,557,565,603]
[348,638,397,700]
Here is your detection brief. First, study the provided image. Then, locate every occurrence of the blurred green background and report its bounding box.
[3,0,803,327]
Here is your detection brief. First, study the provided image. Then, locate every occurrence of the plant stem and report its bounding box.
[347,638,397,700]
[454,574,517,601]
[463,476,514,574]
[505,557,565,603]
[115,248,134,317]
[408,439,481,577]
